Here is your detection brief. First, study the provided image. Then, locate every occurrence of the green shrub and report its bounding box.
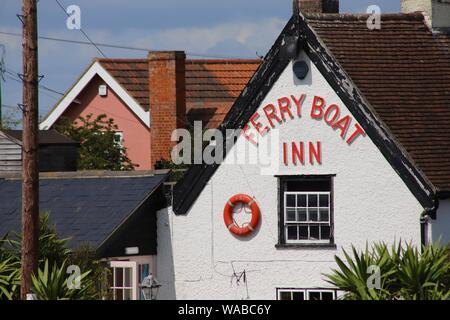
[325,242,450,300]
[31,260,95,300]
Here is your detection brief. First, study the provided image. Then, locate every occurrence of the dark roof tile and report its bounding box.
[306,13,450,191]
[0,173,166,249]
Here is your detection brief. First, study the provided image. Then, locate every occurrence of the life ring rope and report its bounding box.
[223,194,260,237]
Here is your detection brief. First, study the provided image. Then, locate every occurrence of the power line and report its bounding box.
[0,30,255,60]
[54,0,107,58]
[3,68,65,96]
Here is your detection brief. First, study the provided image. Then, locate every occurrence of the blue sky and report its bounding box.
[0,0,401,122]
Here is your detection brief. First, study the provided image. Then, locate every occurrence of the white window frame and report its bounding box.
[277,288,336,300]
[284,191,331,244]
[114,131,124,148]
[110,261,138,300]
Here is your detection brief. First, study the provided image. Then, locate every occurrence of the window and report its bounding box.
[110,261,137,300]
[278,176,334,245]
[277,289,336,301]
[114,132,124,148]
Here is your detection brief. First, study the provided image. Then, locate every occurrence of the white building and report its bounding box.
[156,0,450,300]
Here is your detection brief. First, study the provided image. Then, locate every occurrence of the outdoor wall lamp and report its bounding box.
[293,60,309,80]
[140,274,162,300]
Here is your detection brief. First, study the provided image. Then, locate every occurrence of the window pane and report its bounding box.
[115,289,124,301]
[297,194,307,207]
[321,292,334,300]
[286,195,296,207]
[286,209,296,222]
[299,226,308,240]
[309,208,318,222]
[319,194,329,207]
[310,225,320,240]
[292,291,305,300]
[124,268,131,287]
[319,208,329,222]
[279,292,291,300]
[124,289,132,300]
[115,268,123,287]
[320,226,331,240]
[308,194,318,207]
[309,291,321,301]
[287,226,298,240]
[297,208,307,222]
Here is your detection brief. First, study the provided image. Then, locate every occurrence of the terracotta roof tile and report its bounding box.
[98,58,260,128]
[306,13,450,191]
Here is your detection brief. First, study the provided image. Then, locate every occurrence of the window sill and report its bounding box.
[275,243,337,250]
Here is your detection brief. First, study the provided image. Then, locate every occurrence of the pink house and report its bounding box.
[40,52,260,170]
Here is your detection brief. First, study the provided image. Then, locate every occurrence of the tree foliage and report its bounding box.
[56,114,136,171]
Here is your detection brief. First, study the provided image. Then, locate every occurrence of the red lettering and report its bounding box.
[263,104,282,128]
[309,141,322,165]
[242,123,257,146]
[283,142,288,166]
[291,94,306,117]
[292,142,304,165]
[324,104,340,126]
[278,97,294,121]
[346,123,366,145]
[332,115,351,138]
[250,112,269,136]
[311,96,325,119]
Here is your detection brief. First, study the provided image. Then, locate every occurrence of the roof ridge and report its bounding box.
[304,12,425,21]
[186,59,262,64]
[0,170,170,180]
[96,58,147,63]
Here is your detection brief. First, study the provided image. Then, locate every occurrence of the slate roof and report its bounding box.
[0,172,167,250]
[4,130,78,145]
[305,13,450,191]
[98,58,261,128]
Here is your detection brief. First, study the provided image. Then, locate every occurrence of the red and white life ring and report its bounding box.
[223,194,260,237]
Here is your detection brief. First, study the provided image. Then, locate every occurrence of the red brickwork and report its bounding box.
[148,51,186,167]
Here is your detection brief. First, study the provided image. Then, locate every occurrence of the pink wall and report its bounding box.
[58,75,152,170]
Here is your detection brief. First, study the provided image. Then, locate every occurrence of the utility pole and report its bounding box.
[0,45,4,129]
[20,0,39,300]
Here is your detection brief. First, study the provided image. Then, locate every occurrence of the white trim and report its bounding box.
[110,261,138,300]
[277,288,336,300]
[39,61,150,129]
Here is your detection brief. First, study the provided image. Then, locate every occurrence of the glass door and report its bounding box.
[110,261,138,300]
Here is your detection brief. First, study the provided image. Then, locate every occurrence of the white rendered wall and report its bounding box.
[157,52,424,300]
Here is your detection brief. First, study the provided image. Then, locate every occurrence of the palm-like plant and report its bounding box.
[0,258,20,300]
[396,244,450,300]
[324,242,450,300]
[324,244,395,300]
[31,260,95,300]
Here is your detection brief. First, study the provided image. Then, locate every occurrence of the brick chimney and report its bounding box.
[297,0,339,14]
[401,0,450,30]
[148,51,186,168]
